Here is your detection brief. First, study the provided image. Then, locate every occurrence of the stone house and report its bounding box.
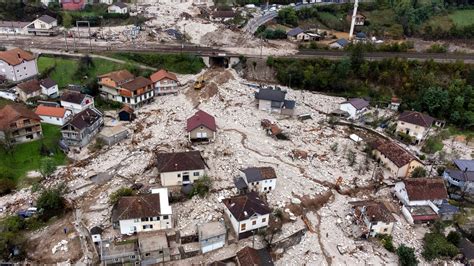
[350,200,395,238]
[60,107,103,147]
[223,192,271,240]
[60,90,95,115]
[255,88,296,116]
[186,110,216,142]
[15,79,41,102]
[394,178,448,224]
[112,188,172,235]
[396,111,435,144]
[339,98,369,119]
[0,104,42,144]
[0,48,38,82]
[198,221,226,254]
[155,151,206,187]
[150,69,179,96]
[370,139,423,178]
[235,167,277,194]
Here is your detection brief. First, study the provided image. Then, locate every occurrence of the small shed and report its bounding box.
[90,226,103,243]
[98,126,129,145]
[198,222,226,254]
[118,105,135,122]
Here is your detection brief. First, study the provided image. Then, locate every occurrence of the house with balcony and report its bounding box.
[350,200,396,238]
[15,79,41,102]
[60,90,94,114]
[370,139,424,178]
[0,48,38,82]
[394,178,448,224]
[25,15,58,36]
[0,104,42,144]
[112,188,172,235]
[98,70,154,109]
[155,151,206,187]
[396,111,435,144]
[223,192,271,240]
[60,107,103,147]
[235,167,277,194]
[150,69,179,96]
[443,159,474,195]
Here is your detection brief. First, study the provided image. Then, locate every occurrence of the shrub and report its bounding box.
[36,185,66,221]
[410,166,427,178]
[397,244,418,266]
[422,232,459,261]
[109,187,133,205]
[446,231,461,246]
[39,157,57,178]
[426,44,448,53]
[0,179,16,196]
[330,143,339,152]
[189,175,212,198]
[397,131,414,144]
[422,136,444,154]
[379,234,395,252]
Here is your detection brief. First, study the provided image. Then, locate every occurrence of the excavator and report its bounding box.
[193,75,206,90]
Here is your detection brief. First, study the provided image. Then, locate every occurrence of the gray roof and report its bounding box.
[287,27,304,37]
[438,200,459,215]
[234,177,248,190]
[342,98,370,110]
[198,222,226,240]
[283,100,296,109]
[446,169,474,182]
[356,32,367,39]
[0,21,29,28]
[335,38,349,47]
[241,167,277,183]
[37,15,57,24]
[90,226,103,235]
[255,88,286,102]
[40,77,57,88]
[112,2,127,8]
[454,159,474,172]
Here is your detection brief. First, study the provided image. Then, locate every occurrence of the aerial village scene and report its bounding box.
[0,0,473,265]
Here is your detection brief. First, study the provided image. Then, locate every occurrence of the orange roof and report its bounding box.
[150,69,178,83]
[0,104,40,130]
[0,48,36,66]
[35,105,66,118]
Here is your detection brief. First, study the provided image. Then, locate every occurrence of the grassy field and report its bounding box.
[423,15,454,31]
[37,55,134,88]
[449,9,474,27]
[0,124,66,182]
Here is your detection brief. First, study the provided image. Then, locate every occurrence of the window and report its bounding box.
[241,223,246,231]
[145,253,150,257]
[163,215,169,220]
[262,217,266,223]
[193,172,200,176]
[252,220,256,225]
[383,228,388,232]
[134,218,140,222]
[143,224,153,229]
[178,174,181,177]
[130,255,136,259]
[141,217,149,222]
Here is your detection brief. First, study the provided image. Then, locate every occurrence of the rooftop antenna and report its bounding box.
[349,0,359,40]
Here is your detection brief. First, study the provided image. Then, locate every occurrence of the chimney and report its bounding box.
[17,52,21,59]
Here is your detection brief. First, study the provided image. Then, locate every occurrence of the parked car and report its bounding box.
[17,207,38,218]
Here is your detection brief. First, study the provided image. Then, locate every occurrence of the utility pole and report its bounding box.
[260,36,263,59]
[64,31,69,51]
[288,74,292,89]
[349,0,359,40]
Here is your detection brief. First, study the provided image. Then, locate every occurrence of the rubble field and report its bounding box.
[0,69,440,264]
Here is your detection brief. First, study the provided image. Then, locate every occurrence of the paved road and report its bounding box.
[2,37,474,63]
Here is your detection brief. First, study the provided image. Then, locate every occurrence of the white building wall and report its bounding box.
[370,222,394,237]
[339,103,357,119]
[258,99,272,112]
[160,169,205,187]
[0,59,38,82]
[119,216,172,235]
[224,207,239,235]
[238,214,269,234]
[61,98,94,114]
[39,115,65,126]
[41,84,59,97]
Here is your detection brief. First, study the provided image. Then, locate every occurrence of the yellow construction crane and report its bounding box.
[194,75,205,90]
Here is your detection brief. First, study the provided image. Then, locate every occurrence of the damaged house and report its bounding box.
[235,167,277,194]
[112,188,172,235]
[223,192,271,240]
[60,107,103,147]
[155,151,206,187]
[350,200,396,238]
[255,88,296,116]
[443,159,474,195]
[186,110,217,142]
[394,178,448,224]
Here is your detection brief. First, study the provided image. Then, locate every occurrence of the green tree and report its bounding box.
[350,43,365,71]
[39,157,56,178]
[277,7,298,27]
[62,12,73,28]
[109,187,133,205]
[36,185,66,220]
[446,231,461,246]
[410,166,427,178]
[422,232,459,261]
[190,175,213,198]
[397,244,418,266]
[0,179,16,196]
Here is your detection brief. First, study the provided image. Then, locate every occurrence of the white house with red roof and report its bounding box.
[150,69,179,96]
[35,105,72,126]
[186,110,216,142]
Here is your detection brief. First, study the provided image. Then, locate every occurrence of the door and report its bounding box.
[183,172,190,184]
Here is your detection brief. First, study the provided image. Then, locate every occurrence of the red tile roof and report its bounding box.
[186,110,216,132]
[35,105,66,118]
[121,77,153,92]
[398,111,434,128]
[16,79,41,94]
[404,178,448,201]
[371,139,420,168]
[0,48,35,66]
[0,104,40,130]
[150,69,178,83]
